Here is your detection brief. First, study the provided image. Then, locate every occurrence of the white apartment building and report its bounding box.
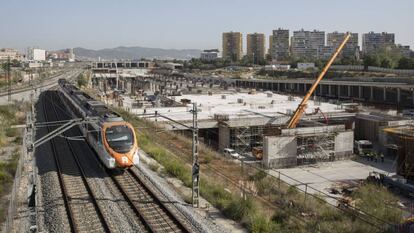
[200,49,219,61]
[27,48,46,61]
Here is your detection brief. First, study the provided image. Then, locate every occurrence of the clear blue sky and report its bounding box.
[1,0,413,51]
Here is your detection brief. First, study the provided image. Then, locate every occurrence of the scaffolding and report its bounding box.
[297,133,335,164]
[229,125,265,154]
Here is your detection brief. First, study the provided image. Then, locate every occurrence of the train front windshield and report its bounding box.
[105,125,134,153]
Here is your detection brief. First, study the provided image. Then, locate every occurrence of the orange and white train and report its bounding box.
[58,79,139,169]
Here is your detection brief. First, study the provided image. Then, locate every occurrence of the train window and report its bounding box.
[105,125,134,153]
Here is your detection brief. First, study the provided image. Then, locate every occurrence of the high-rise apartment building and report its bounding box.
[268,35,273,56]
[395,45,411,58]
[362,32,395,55]
[222,32,243,62]
[291,29,325,59]
[327,32,359,59]
[269,28,289,61]
[246,33,265,64]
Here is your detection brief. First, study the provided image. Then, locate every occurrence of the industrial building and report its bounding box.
[222,32,243,62]
[383,126,414,180]
[354,112,414,154]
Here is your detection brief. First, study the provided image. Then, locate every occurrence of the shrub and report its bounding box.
[250,214,282,233]
[248,170,267,182]
[5,127,17,137]
[148,163,160,172]
[223,196,256,221]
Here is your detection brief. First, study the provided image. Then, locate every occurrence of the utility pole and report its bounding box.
[7,56,11,102]
[191,102,200,208]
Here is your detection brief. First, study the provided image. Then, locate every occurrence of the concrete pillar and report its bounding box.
[370,86,374,101]
[397,88,401,104]
[358,86,362,99]
[337,85,341,97]
[383,87,387,101]
[348,85,351,98]
[328,85,332,96]
[412,90,414,105]
[277,83,280,92]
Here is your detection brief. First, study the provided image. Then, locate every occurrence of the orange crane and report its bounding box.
[286,33,351,129]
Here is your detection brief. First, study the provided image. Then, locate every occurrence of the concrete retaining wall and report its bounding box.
[334,130,354,157]
[263,136,297,168]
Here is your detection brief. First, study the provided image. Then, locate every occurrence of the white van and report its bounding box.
[223,148,240,159]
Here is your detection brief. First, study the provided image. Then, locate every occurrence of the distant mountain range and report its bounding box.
[72,46,201,60]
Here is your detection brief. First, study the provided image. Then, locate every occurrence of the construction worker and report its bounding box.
[380,153,384,163]
[368,152,374,161]
[367,153,371,161]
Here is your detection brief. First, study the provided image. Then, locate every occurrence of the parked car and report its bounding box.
[223,148,240,159]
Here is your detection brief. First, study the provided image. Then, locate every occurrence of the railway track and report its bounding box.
[42,91,111,233]
[46,90,194,232]
[111,168,191,233]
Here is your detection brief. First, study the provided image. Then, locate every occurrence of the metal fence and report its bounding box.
[330,65,414,76]
[234,159,400,232]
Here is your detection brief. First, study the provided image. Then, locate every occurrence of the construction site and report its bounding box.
[81,35,414,231]
[85,36,413,172]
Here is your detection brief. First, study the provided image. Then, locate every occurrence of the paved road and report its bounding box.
[0,69,82,105]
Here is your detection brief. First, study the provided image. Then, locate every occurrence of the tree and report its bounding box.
[380,57,392,68]
[363,55,379,68]
[340,56,360,65]
[397,57,414,69]
[77,73,87,87]
[10,59,21,67]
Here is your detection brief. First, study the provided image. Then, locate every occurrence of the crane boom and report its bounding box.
[287,33,351,129]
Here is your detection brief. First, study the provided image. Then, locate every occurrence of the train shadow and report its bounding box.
[34,91,113,179]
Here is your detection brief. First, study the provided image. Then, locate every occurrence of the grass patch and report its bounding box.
[0,103,25,227]
[0,149,20,225]
[352,183,403,224]
[0,103,27,146]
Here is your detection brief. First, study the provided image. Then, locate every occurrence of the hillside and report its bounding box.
[73,46,201,60]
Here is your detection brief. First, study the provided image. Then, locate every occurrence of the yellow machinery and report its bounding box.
[287,33,351,129]
[252,147,263,160]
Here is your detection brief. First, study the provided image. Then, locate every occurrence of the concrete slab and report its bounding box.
[269,158,396,202]
[124,92,344,122]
